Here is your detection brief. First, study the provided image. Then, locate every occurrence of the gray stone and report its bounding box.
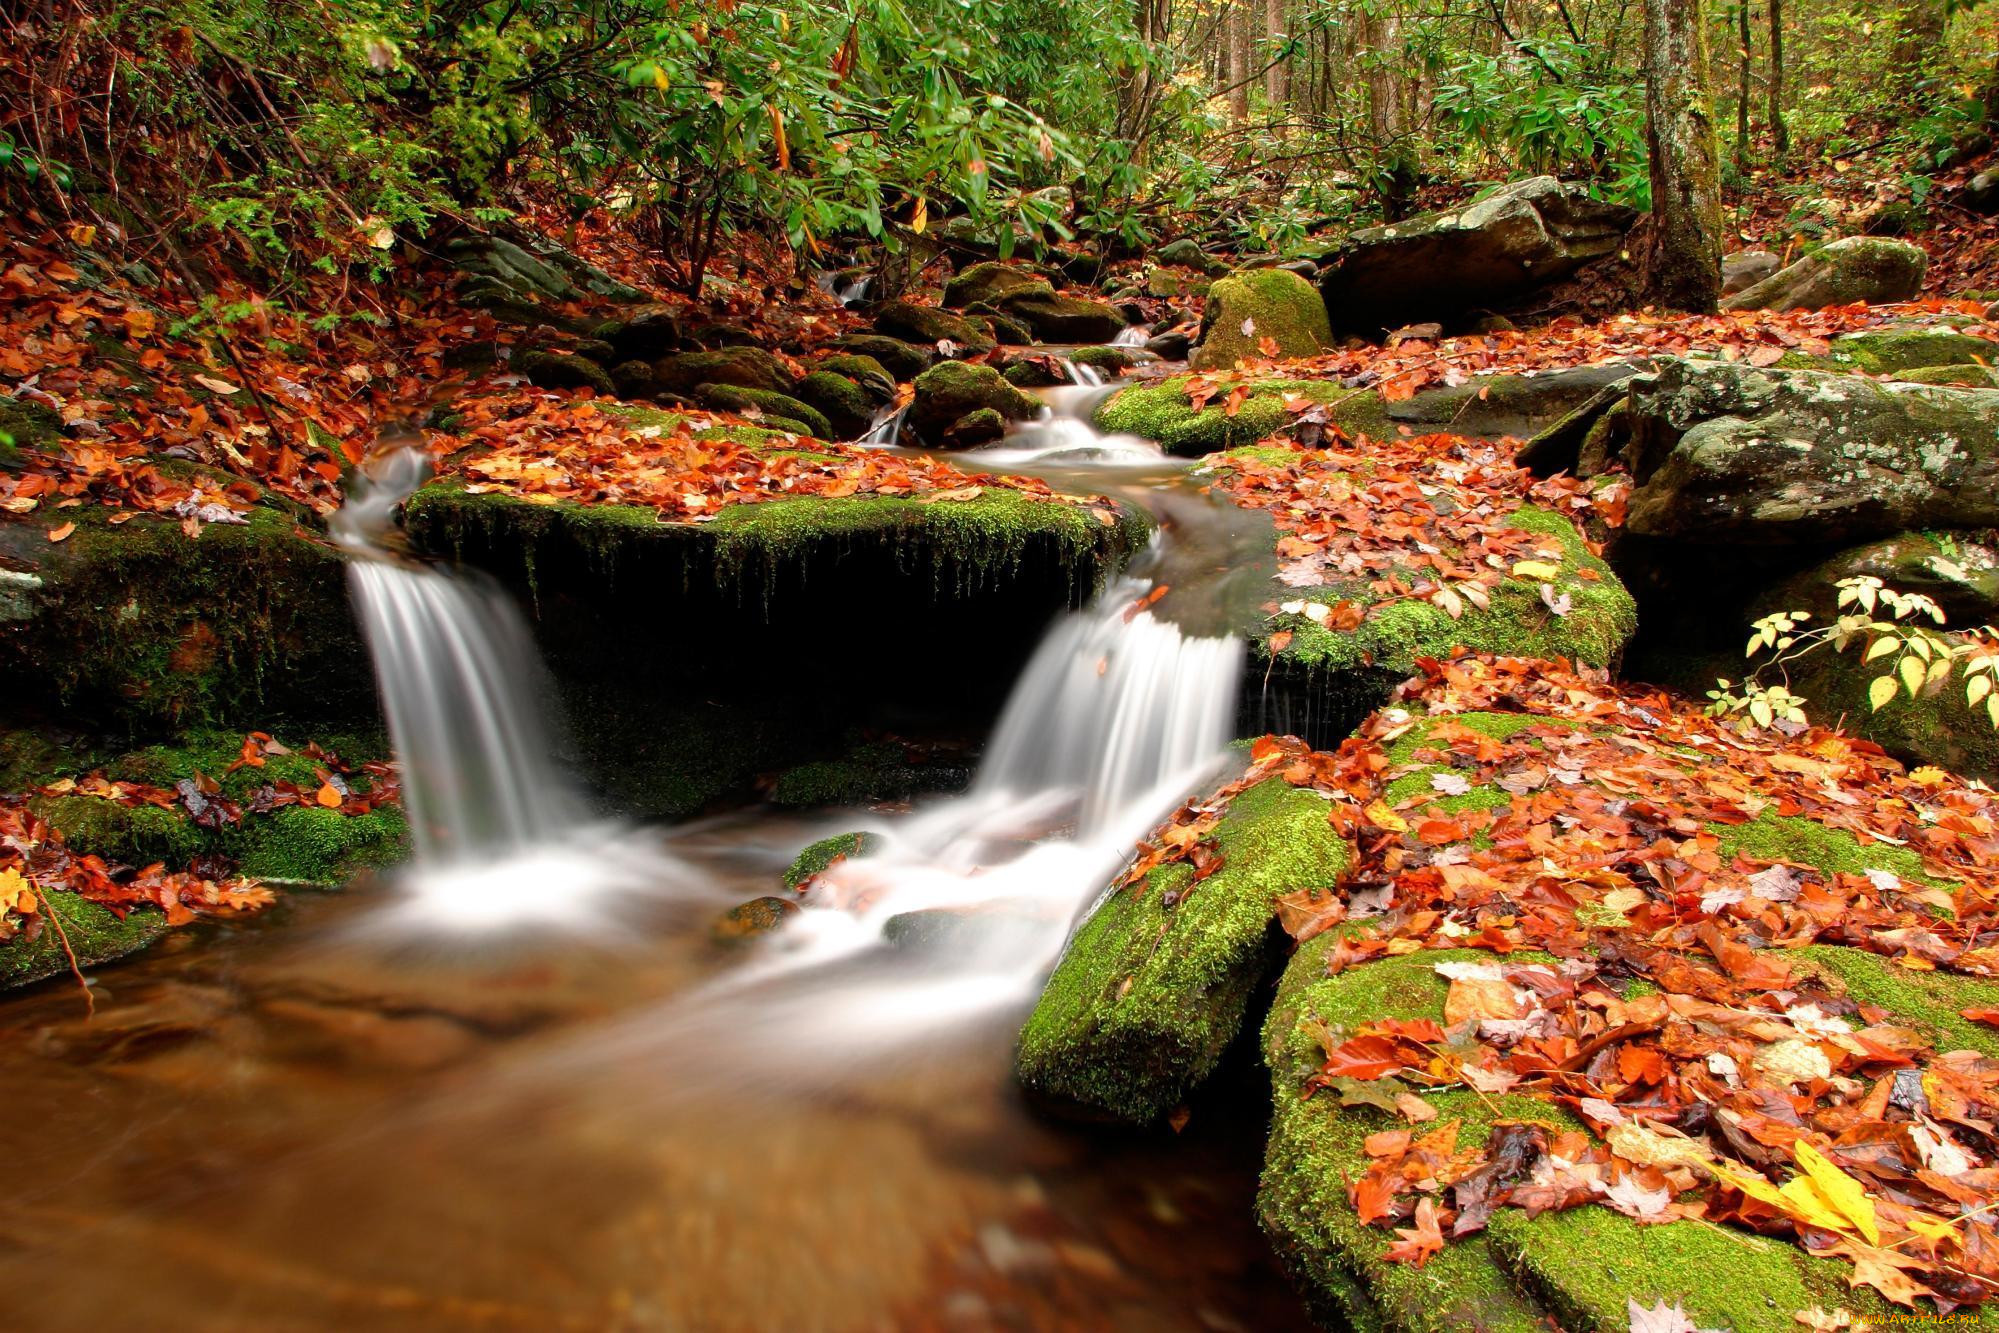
[1722,250,1782,295]
[1723,236,1928,312]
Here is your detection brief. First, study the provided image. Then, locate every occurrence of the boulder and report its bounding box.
[652,347,796,397]
[1318,176,1637,335]
[814,354,897,398]
[597,302,685,361]
[993,291,1126,344]
[609,360,657,399]
[1721,249,1781,295]
[515,349,615,396]
[1017,775,1355,1124]
[1155,238,1225,274]
[1145,329,1194,359]
[692,384,829,439]
[943,262,1052,310]
[1723,236,1928,312]
[1570,359,1999,546]
[908,361,1038,445]
[1965,167,1999,215]
[1778,324,1999,377]
[828,334,934,381]
[1188,268,1333,371]
[1145,268,1213,299]
[793,371,877,440]
[966,305,1036,345]
[872,301,997,355]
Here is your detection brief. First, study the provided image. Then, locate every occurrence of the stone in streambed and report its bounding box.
[873,301,997,355]
[829,335,934,381]
[516,349,615,396]
[712,895,800,943]
[1188,268,1332,371]
[653,347,796,397]
[908,361,1037,446]
[943,262,1053,309]
[793,372,878,440]
[1015,776,1355,1124]
[693,384,830,439]
[1723,236,1928,312]
[993,291,1126,344]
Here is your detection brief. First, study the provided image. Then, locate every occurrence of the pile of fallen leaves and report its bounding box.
[1207,434,1627,627]
[1135,654,1999,1311]
[446,393,1125,522]
[1177,301,1998,407]
[0,731,398,949]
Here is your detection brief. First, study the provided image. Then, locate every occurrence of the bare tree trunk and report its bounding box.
[1264,0,1290,117]
[1768,0,1788,154]
[1227,2,1251,124]
[1735,0,1751,176]
[1363,8,1402,149]
[1643,0,1724,311]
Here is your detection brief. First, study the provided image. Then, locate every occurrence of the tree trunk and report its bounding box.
[1643,0,1723,311]
[1227,3,1251,125]
[1890,1,1948,101]
[1363,8,1402,150]
[1264,0,1290,119]
[1735,1,1751,176]
[1768,0,1788,154]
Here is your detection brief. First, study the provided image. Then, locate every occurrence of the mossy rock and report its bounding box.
[712,895,800,943]
[993,290,1125,344]
[1096,377,1343,454]
[0,892,168,990]
[792,371,877,441]
[872,301,996,355]
[783,831,872,890]
[814,355,897,397]
[1778,326,1999,378]
[1145,268,1213,299]
[0,493,370,732]
[516,349,616,396]
[1725,236,1929,312]
[1896,362,1999,387]
[653,347,795,396]
[1796,944,1999,1059]
[1259,945,1901,1331]
[1069,345,1140,372]
[1189,268,1333,371]
[1155,238,1225,274]
[1016,776,1355,1124]
[943,262,1053,310]
[694,384,831,440]
[0,395,63,466]
[909,361,1038,445]
[828,335,934,380]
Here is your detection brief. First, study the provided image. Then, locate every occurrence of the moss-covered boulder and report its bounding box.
[1189,269,1333,371]
[1778,324,1999,377]
[0,891,169,990]
[943,262,1053,309]
[653,347,796,397]
[783,831,873,890]
[1261,945,1903,1332]
[1725,236,1929,312]
[828,334,935,381]
[909,361,1038,445]
[0,490,370,732]
[1145,268,1213,299]
[792,371,878,440]
[993,291,1125,344]
[872,301,997,355]
[0,396,63,466]
[1018,775,1354,1123]
[1155,238,1226,273]
[516,348,616,396]
[693,384,830,439]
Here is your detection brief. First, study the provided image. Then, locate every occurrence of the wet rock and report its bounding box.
[968,305,1036,345]
[597,302,685,361]
[1145,268,1213,299]
[693,384,830,438]
[1966,167,1999,215]
[1276,258,1320,280]
[909,361,1038,445]
[1155,238,1225,274]
[1573,359,1999,545]
[1188,268,1332,372]
[794,371,877,440]
[653,347,796,397]
[829,334,935,381]
[712,895,800,944]
[873,301,998,355]
[1145,329,1195,359]
[1722,249,1782,295]
[815,355,898,399]
[1114,298,1147,323]
[942,407,1009,446]
[944,262,1052,310]
[783,832,871,891]
[1318,175,1636,335]
[515,349,615,396]
[1723,236,1928,312]
[609,359,657,399]
[994,291,1126,344]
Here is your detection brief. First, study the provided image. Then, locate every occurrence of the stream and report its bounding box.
[0,382,1304,1332]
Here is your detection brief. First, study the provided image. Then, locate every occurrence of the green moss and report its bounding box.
[694,384,831,440]
[1068,344,1138,371]
[1096,377,1349,455]
[784,831,871,891]
[1488,1205,1895,1333]
[0,892,168,990]
[1268,505,1635,678]
[1778,328,1999,377]
[29,794,206,868]
[816,354,893,386]
[1713,809,1950,890]
[1189,268,1333,372]
[1016,775,1355,1123]
[1797,944,1999,1058]
[235,804,408,883]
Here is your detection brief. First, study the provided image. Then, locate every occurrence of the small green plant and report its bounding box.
[1709,576,1999,733]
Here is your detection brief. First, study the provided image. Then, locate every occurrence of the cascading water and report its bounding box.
[334,448,680,937]
[973,382,1166,469]
[1111,324,1150,348]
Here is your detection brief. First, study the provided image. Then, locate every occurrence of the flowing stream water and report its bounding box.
[0,389,1302,1331]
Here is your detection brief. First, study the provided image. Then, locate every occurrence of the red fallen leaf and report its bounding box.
[1317,1035,1410,1080]
[1353,1170,1399,1224]
[46,522,75,543]
[1383,1197,1446,1267]
[1415,817,1466,845]
[1269,629,1294,653]
[1963,1007,1999,1027]
[314,782,343,809]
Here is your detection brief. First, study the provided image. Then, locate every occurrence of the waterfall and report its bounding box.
[855,401,908,447]
[1111,324,1150,348]
[973,385,1165,469]
[335,448,679,936]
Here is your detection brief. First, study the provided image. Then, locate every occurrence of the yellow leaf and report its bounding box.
[1777,1176,1852,1234]
[1868,675,1898,711]
[1705,1160,1788,1209]
[1364,800,1408,833]
[910,196,929,235]
[1793,1141,1880,1245]
[1511,560,1563,580]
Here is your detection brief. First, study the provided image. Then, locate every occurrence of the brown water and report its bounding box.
[0,810,1309,1333]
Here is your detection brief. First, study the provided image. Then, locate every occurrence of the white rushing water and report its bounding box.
[973,384,1166,470]
[335,448,680,939]
[1111,324,1150,347]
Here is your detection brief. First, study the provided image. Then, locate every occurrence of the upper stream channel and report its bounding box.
[0,377,1308,1332]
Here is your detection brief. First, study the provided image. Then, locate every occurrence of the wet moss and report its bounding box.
[1778,328,1999,377]
[1713,809,1950,891]
[1189,268,1333,371]
[1096,377,1347,455]
[783,831,871,891]
[1797,944,1999,1058]
[0,892,168,990]
[1016,775,1355,1123]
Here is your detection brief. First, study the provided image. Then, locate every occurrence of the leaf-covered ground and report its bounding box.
[1131,655,1999,1315]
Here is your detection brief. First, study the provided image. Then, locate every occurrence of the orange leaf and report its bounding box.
[46,522,75,543]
